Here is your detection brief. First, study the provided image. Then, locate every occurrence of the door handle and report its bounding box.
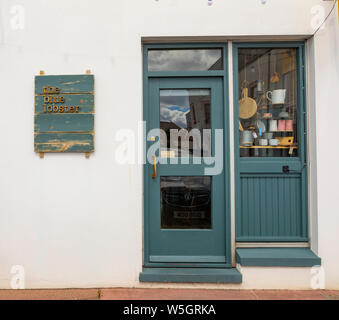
[152,156,157,179]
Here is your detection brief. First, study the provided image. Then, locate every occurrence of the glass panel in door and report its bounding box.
[160,89,211,158]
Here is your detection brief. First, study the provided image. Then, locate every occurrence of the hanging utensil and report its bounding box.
[270,52,280,83]
[239,57,257,120]
[239,86,258,119]
[270,72,279,83]
[239,120,244,131]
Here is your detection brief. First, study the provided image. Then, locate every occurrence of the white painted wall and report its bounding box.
[0,0,338,289]
[312,1,339,290]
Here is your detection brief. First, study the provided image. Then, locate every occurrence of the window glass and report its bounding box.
[160,89,211,157]
[161,176,212,229]
[148,49,223,71]
[238,48,298,157]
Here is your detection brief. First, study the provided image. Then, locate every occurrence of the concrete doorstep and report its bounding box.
[0,288,338,300]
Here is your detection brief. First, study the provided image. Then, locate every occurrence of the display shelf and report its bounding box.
[240,146,298,149]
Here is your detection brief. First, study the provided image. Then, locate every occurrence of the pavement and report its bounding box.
[0,288,338,300]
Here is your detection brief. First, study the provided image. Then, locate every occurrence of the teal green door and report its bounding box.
[145,77,230,267]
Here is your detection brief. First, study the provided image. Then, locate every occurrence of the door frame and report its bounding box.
[232,42,309,242]
[142,43,232,267]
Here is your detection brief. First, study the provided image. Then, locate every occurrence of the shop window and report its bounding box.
[148,49,223,71]
[237,48,298,157]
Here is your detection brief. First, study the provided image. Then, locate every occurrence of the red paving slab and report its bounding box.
[101,288,257,300]
[251,290,328,300]
[319,290,339,300]
[0,289,99,300]
[0,288,338,300]
[100,288,339,300]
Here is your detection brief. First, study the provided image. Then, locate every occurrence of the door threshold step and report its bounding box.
[236,248,321,267]
[139,268,242,283]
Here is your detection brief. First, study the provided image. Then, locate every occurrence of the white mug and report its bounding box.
[266,89,286,104]
[259,138,268,146]
[269,119,278,132]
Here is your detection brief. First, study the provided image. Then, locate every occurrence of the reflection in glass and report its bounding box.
[148,49,223,71]
[160,89,211,157]
[161,176,211,229]
[237,48,298,157]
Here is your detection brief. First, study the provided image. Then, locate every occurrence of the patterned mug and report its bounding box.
[277,120,286,131]
[285,120,293,131]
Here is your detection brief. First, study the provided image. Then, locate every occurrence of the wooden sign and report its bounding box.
[34,74,94,156]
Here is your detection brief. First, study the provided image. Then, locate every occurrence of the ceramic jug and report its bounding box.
[266,89,286,104]
[240,130,254,146]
